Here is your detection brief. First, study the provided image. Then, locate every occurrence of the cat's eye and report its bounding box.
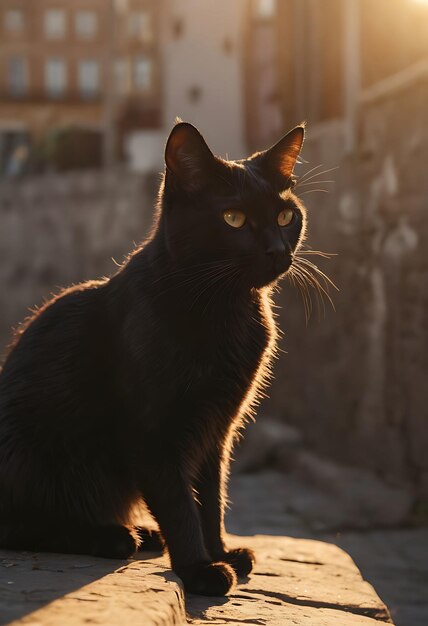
[223,210,246,228]
[277,208,294,227]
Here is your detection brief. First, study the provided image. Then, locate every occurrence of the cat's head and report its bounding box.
[160,122,306,289]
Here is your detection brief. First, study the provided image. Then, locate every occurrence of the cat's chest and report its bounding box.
[170,304,272,408]
[128,293,275,428]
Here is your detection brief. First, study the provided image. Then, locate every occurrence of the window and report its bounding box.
[45,58,67,97]
[7,57,28,96]
[44,9,66,39]
[133,56,152,91]
[0,131,31,177]
[114,58,129,94]
[4,9,24,32]
[128,11,152,42]
[255,0,276,19]
[78,60,99,98]
[75,11,97,39]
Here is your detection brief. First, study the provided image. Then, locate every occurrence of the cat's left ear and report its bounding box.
[165,122,216,192]
[256,125,305,187]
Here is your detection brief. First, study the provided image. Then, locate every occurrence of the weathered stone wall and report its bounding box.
[0,170,157,360]
[268,73,428,495]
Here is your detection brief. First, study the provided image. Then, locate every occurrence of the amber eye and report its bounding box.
[278,208,294,227]
[223,210,246,228]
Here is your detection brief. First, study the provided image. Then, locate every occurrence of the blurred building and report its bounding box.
[127,0,247,170]
[245,0,428,148]
[162,0,246,159]
[243,0,282,150]
[0,0,250,175]
[0,0,162,173]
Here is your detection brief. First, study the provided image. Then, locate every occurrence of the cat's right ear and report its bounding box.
[165,122,215,192]
[254,125,305,189]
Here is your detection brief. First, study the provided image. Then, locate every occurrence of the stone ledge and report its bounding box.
[0,535,393,626]
[0,550,185,626]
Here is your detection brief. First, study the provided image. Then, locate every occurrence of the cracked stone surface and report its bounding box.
[0,534,392,626]
[227,471,428,626]
[187,535,392,625]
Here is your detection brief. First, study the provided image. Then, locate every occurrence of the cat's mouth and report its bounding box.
[249,254,293,289]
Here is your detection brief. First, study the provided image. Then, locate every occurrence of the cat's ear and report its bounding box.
[165,122,216,192]
[256,125,305,187]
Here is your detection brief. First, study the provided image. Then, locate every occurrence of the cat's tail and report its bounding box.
[0,519,140,558]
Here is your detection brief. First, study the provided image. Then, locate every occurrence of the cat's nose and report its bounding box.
[265,238,286,263]
[263,228,284,255]
[266,243,285,257]
[264,235,288,272]
[266,244,287,272]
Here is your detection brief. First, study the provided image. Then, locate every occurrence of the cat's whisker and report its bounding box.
[288,247,337,321]
[294,262,330,301]
[297,248,337,259]
[294,256,339,292]
[296,163,325,185]
[288,267,312,323]
[297,180,335,187]
[189,265,237,311]
[294,267,323,321]
[296,165,339,187]
[288,267,309,318]
[201,267,241,317]
[153,269,222,299]
[196,272,228,316]
[151,252,255,300]
[168,268,233,300]
[296,189,329,197]
[292,260,336,314]
[151,259,239,289]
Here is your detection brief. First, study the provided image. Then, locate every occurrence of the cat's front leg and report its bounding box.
[139,462,236,596]
[195,451,255,578]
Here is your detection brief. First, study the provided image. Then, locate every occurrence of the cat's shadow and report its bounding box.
[0,549,178,625]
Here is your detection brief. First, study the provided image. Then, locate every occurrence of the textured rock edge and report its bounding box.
[0,534,393,625]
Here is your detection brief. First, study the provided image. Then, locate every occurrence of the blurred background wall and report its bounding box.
[1,0,428,506]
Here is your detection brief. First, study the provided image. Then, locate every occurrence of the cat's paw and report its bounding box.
[177,561,237,596]
[220,547,256,577]
[136,527,165,552]
[91,525,139,559]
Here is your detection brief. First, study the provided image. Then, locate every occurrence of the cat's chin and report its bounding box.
[249,263,292,289]
[250,274,285,290]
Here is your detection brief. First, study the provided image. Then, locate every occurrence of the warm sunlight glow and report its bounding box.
[412,0,428,5]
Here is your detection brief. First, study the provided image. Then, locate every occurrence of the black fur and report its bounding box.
[0,122,306,595]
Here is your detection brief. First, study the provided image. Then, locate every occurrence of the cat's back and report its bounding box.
[0,280,114,429]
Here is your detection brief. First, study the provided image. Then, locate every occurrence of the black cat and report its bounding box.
[0,122,306,596]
